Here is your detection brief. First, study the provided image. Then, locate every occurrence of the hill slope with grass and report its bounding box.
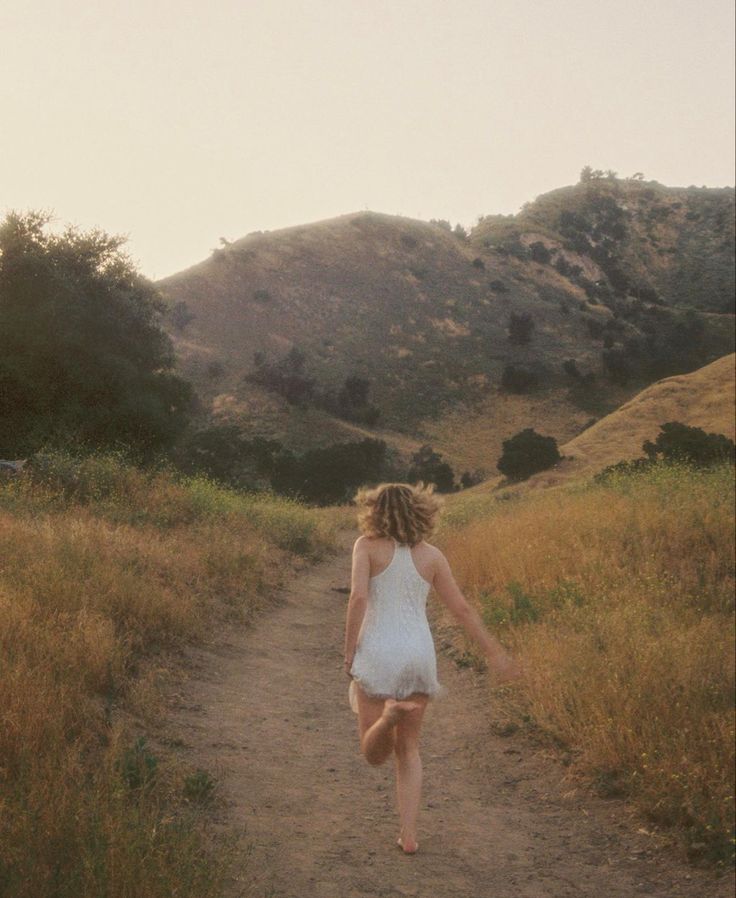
[436,460,735,865]
[157,178,734,476]
[0,450,334,897]
[486,352,735,495]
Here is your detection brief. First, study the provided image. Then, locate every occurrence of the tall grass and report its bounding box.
[0,449,335,897]
[439,461,735,864]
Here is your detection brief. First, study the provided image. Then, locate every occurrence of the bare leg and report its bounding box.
[393,693,429,853]
[362,699,420,766]
[354,683,421,767]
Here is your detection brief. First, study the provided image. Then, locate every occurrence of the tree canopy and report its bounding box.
[0,210,194,457]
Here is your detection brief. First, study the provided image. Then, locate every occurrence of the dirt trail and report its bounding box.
[158,534,733,898]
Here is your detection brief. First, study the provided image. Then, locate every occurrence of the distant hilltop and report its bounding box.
[157,174,735,474]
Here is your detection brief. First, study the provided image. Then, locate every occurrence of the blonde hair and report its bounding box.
[354,481,444,546]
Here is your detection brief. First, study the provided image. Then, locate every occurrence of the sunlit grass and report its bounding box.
[438,460,735,864]
[0,449,336,897]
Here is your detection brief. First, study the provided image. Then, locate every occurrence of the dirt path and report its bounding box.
[157,534,733,898]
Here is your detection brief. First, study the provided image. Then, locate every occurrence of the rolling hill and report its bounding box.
[489,352,736,496]
[157,175,735,477]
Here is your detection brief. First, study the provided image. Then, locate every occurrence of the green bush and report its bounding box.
[497,428,561,481]
[643,422,735,466]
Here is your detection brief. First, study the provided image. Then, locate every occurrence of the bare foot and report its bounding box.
[382,698,421,725]
[397,835,419,854]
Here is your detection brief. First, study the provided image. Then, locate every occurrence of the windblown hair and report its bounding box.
[354,482,444,547]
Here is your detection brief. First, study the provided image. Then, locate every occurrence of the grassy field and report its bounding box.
[437,460,735,865]
[0,450,335,898]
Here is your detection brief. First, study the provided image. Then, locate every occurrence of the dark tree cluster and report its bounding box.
[507,311,535,345]
[595,422,735,481]
[501,364,539,393]
[642,421,735,466]
[406,444,456,492]
[271,438,388,505]
[247,347,317,406]
[497,429,562,481]
[0,211,194,459]
[247,349,381,425]
[321,375,381,426]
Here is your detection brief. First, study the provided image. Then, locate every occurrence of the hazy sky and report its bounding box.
[1,0,734,279]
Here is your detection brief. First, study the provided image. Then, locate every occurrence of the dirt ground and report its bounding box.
[153,533,734,898]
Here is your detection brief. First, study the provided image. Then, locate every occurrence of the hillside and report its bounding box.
[473,176,735,314]
[490,352,735,495]
[157,177,735,475]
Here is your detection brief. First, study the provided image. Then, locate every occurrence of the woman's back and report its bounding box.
[349,537,442,711]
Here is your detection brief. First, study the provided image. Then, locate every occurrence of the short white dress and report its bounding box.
[348,538,443,713]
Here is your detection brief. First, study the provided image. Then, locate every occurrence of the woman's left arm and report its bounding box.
[343,537,370,677]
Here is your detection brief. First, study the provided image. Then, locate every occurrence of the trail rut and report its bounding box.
[156,534,733,898]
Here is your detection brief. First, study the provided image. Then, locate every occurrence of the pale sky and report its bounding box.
[1,0,734,279]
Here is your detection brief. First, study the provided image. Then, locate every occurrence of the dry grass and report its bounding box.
[0,450,335,897]
[437,460,735,864]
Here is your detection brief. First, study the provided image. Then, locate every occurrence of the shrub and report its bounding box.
[507,311,535,344]
[170,300,196,331]
[643,422,735,467]
[497,428,561,481]
[501,364,539,393]
[460,469,486,489]
[562,359,581,380]
[529,241,552,264]
[270,438,388,505]
[406,444,456,492]
[601,347,632,384]
[247,346,316,405]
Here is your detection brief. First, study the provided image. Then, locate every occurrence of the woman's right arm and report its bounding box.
[432,550,522,684]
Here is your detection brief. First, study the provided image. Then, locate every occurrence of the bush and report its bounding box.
[562,359,581,380]
[601,347,632,384]
[247,347,316,405]
[643,422,735,467]
[497,428,561,481]
[460,469,486,489]
[406,444,456,492]
[529,241,552,264]
[270,438,388,505]
[507,311,535,344]
[170,300,195,331]
[501,364,539,393]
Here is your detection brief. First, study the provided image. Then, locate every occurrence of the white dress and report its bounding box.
[348,538,443,713]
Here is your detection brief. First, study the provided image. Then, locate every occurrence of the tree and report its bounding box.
[270,438,387,505]
[507,311,535,344]
[334,375,381,424]
[529,241,552,264]
[501,364,539,393]
[406,444,456,492]
[170,300,195,331]
[562,359,582,380]
[0,210,193,458]
[642,422,735,466]
[247,346,316,405]
[497,428,561,481]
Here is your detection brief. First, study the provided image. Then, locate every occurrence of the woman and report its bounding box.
[343,481,522,855]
